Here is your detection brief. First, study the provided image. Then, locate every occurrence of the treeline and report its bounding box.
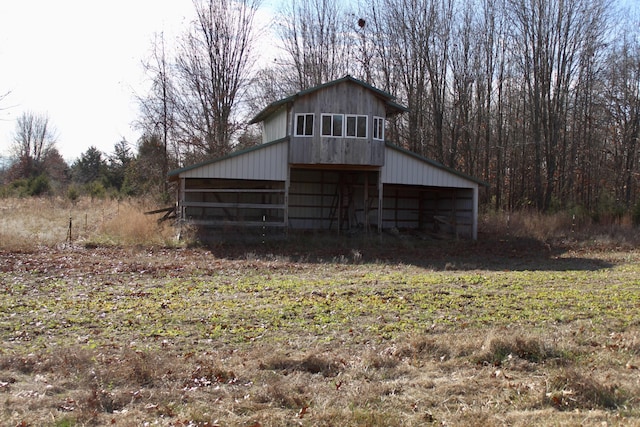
[2,0,639,219]
[136,0,640,218]
[0,118,168,202]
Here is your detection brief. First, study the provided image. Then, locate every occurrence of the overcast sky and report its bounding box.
[0,0,277,163]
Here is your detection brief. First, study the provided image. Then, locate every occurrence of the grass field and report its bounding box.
[1,197,640,426]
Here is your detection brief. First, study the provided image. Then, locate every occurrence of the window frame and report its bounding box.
[321,113,344,137]
[294,113,314,137]
[373,116,385,141]
[345,114,368,138]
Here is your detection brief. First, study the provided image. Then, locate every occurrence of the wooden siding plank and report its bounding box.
[184,188,285,193]
[188,219,286,227]
[289,81,387,166]
[183,201,285,210]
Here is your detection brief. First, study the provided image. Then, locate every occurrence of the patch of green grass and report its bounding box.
[3,259,640,353]
[1,245,640,426]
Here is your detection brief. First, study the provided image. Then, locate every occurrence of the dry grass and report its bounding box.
[2,198,640,425]
[0,196,177,250]
[2,322,637,426]
[94,202,177,246]
[481,209,640,249]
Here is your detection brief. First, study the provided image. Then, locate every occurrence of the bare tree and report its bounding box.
[604,33,640,209]
[372,0,454,161]
[507,0,611,210]
[10,111,58,178]
[138,32,175,194]
[448,0,477,170]
[172,0,262,160]
[277,0,352,90]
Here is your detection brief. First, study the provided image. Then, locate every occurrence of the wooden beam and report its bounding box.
[187,219,287,227]
[182,201,285,210]
[183,188,285,194]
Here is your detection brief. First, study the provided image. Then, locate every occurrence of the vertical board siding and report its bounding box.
[290,81,387,166]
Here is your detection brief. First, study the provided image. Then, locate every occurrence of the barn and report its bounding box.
[168,76,486,239]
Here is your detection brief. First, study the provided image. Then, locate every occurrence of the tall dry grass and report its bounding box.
[480,209,640,247]
[0,196,178,250]
[2,197,638,251]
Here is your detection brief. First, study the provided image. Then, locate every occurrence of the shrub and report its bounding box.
[67,185,80,203]
[86,181,107,200]
[28,175,50,196]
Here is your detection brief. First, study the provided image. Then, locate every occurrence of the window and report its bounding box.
[295,113,314,136]
[321,114,343,137]
[373,116,385,140]
[346,115,367,138]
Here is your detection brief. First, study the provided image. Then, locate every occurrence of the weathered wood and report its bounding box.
[187,219,286,227]
[288,80,388,166]
[182,201,285,210]
[144,206,176,223]
[184,188,285,194]
[144,206,174,215]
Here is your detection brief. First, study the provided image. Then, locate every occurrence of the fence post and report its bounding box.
[67,217,72,242]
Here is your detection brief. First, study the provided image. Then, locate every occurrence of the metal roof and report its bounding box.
[167,137,289,181]
[168,136,488,189]
[384,142,489,187]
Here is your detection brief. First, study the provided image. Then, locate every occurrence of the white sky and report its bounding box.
[3,0,633,165]
[0,0,278,163]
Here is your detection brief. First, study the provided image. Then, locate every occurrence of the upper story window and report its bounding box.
[346,115,367,138]
[321,114,343,137]
[373,116,385,141]
[295,113,314,136]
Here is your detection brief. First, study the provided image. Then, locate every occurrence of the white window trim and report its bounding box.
[373,116,385,141]
[294,113,314,137]
[321,113,344,137]
[345,114,368,138]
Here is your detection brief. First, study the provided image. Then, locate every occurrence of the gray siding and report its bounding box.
[181,140,289,181]
[289,81,387,166]
[291,139,384,165]
[262,107,287,143]
[382,146,477,188]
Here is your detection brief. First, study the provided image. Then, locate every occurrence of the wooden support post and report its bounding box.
[338,174,343,234]
[364,172,369,233]
[284,168,290,231]
[377,172,383,232]
[180,178,186,220]
[472,186,478,240]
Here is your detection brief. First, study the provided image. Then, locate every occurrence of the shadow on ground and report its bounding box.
[197,229,615,272]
